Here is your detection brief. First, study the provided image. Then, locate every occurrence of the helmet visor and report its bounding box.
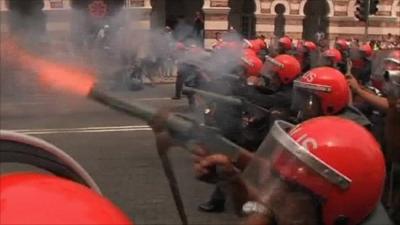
[290,84,324,121]
[241,120,351,200]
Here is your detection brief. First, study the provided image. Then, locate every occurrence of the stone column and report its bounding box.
[123,0,152,30]
[0,0,9,35]
[149,0,164,29]
[203,0,230,48]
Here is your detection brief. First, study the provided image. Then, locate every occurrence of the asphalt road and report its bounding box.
[0,82,239,225]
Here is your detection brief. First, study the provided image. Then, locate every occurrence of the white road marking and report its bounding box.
[135,97,173,101]
[10,125,152,135]
[1,97,173,106]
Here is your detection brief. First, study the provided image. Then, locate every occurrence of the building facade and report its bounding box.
[0,0,399,48]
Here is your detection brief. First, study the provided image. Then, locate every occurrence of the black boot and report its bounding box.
[198,185,226,213]
[198,199,225,213]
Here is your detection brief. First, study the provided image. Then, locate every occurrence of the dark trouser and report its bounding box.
[186,92,195,107]
[209,183,226,203]
[174,69,185,98]
[384,163,400,224]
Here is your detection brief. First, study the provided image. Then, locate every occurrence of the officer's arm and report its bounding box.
[355,88,389,111]
[347,75,389,111]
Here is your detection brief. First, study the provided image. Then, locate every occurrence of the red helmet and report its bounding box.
[256,38,267,49]
[252,38,266,50]
[0,131,133,225]
[265,54,301,84]
[279,36,292,50]
[243,53,263,77]
[335,39,349,50]
[244,48,257,57]
[0,173,133,225]
[323,48,342,63]
[293,67,350,115]
[247,39,264,53]
[303,41,317,52]
[359,44,372,57]
[272,117,385,225]
[384,50,400,65]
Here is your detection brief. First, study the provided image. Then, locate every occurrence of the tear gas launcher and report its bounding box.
[88,85,247,158]
[183,86,270,115]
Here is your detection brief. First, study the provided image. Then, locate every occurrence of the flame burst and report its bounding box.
[1,37,95,96]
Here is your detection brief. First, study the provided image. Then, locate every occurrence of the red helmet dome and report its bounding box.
[247,39,264,53]
[266,54,301,84]
[273,116,385,225]
[303,41,317,52]
[250,39,266,52]
[359,44,373,57]
[335,39,349,50]
[279,36,293,50]
[0,173,133,225]
[256,38,267,49]
[323,48,342,63]
[294,67,350,114]
[244,48,257,57]
[244,53,263,77]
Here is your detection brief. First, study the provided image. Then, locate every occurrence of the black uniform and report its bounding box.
[242,85,293,110]
[358,58,372,85]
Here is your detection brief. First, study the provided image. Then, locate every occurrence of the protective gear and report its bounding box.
[248,39,267,54]
[359,44,373,57]
[303,41,317,52]
[256,39,267,49]
[383,50,400,96]
[243,117,386,225]
[244,53,263,77]
[292,67,350,117]
[244,39,253,48]
[384,50,400,65]
[335,39,349,50]
[0,173,133,225]
[384,70,400,86]
[264,54,301,84]
[368,50,400,92]
[246,39,261,53]
[0,131,133,225]
[383,70,400,98]
[244,48,257,57]
[322,48,342,63]
[278,36,292,50]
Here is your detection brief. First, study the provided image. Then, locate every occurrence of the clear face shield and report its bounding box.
[290,81,325,122]
[260,62,282,91]
[240,121,351,222]
[383,61,400,98]
[319,55,336,68]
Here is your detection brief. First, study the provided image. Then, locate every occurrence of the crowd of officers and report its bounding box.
[1,30,399,225]
[165,32,400,225]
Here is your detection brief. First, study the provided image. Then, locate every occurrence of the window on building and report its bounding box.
[49,0,64,9]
